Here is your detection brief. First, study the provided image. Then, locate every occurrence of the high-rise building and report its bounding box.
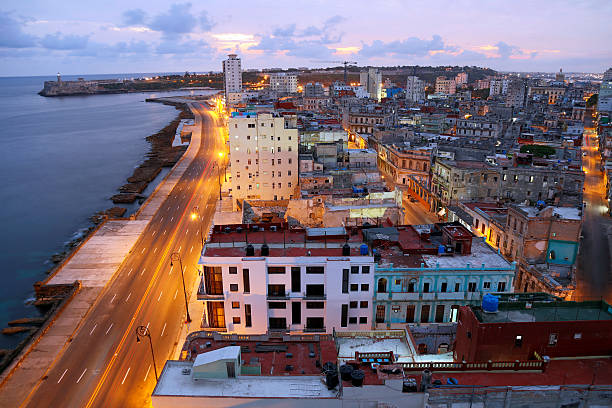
[555,68,565,83]
[434,76,456,95]
[603,67,612,81]
[359,68,382,101]
[304,82,325,98]
[455,72,468,86]
[405,76,425,103]
[505,79,526,108]
[223,54,242,106]
[269,72,298,94]
[229,112,298,204]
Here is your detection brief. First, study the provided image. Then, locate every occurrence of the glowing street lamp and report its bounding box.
[135,325,158,381]
[170,253,192,323]
[191,206,204,248]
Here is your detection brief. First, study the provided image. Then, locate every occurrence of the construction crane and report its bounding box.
[312,61,357,84]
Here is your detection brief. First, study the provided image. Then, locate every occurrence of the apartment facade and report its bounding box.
[455,117,502,138]
[435,76,456,95]
[223,54,242,103]
[269,72,298,94]
[405,76,426,103]
[198,225,375,334]
[359,68,382,101]
[229,112,298,203]
[377,144,432,187]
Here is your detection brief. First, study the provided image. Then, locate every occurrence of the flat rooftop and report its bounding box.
[153,361,337,398]
[475,301,612,323]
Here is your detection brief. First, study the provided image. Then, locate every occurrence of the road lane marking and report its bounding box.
[178,246,182,252]
[157,291,163,301]
[89,324,97,336]
[57,369,68,384]
[160,217,164,222]
[146,322,150,330]
[141,268,146,276]
[163,229,167,235]
[105,323,113,335]
[169,265,173,275]
[77,368,87,384]
[154,247,158,253]
[174,289,178,300]
[110,294,116,303]
[190,245,193,253]
[161,322,167,337]
[186,229,189,235]
[125,293,131,302]
[141,247,146,254]
[144,365,151,382]
[128,268,133,276]
[85,149,214,407]
[170,216,174,222]
[121,367,131,385]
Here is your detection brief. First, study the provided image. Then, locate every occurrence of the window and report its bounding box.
[408,282,415,292]
[268,284,286,297]
[515,335,523,347]
[291,267,300,292]
[350,283,359,291]
[203,266,223,295]
[362,266,370,274]
[277,159,282,165]
[441,282,447,293]
[207,302,225,328]
[230,283,239,292]
[483,281,491,289]
[468,282,477,292]
[351,266,359,274]
[377,278,387,293]
[229,266,237,274]
[232,316,241,324]
[243,269,250,293]
[268,302,287,309]
[349,317,357,324]
[305,284,325,297]
[360,301,368,308]
[423,282,430,293]
[497,281,506,292]
[548,333,558,346]
[306,266,324,274]
[267,266,286,274]
[359,317,368,324]
[306,302,324,309]
[288,158,292,164]
[231,301,240,309]
[455,283,460,292]
[248,123,255,128]
[361,284,369,291]
[349,301,358,308]
[245,304,252,327]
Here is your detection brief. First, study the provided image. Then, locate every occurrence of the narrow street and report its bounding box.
[575,124,612,302]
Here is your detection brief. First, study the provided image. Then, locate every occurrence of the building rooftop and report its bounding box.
[474,300,612,323]
[153,362,338,398]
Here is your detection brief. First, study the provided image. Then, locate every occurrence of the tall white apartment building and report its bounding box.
[269,72,298,94]
[198,225,375,334]
[434,76,456,95]
[359,68,382,101]
[455,72,468,86]
[405,76,425,103]
[223,54,242,105]
[229,112,298,204]
[489,78,510,96]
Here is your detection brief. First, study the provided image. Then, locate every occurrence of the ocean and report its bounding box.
[0,74,213,349]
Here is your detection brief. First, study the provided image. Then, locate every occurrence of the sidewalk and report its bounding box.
[0,101,205,406]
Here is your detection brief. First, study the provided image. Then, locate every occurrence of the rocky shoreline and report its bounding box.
[44,102,192,273]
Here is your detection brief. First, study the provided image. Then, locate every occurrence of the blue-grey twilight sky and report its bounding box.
[1,0,610,76]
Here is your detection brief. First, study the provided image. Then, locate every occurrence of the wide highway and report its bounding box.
[22,103,225,407]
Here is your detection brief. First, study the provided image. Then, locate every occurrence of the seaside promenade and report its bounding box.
[0,99,226,407]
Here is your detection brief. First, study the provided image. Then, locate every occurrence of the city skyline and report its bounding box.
[1,0,611,76]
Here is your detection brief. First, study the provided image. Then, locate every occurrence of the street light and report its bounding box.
[170,252,192,323]
[135,325,158,381]
[191,206,204,248]
[218,151,227,182]
[213,162,222,200]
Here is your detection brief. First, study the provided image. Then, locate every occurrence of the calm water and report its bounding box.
[0,74,209,349]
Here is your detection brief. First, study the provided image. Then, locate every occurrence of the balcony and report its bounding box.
[303,292,326,300]
[304,327,326,333]
[197,280,224,300]
[267,292,290,300]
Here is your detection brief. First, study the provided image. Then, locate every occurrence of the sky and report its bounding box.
[1,0,611,76]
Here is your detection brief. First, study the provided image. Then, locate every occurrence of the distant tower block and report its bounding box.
[57,72,62,85]
[555,68,565,83]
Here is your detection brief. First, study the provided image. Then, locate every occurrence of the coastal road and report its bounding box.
[575,125,612,302]
[22,103,225,407]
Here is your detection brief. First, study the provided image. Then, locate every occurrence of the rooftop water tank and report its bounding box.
[482,293,499,313]
[342,243,351,256]
[438,244,446,255]
[245,244,254,256]
[360,244,369,255]
[261,243,269,256]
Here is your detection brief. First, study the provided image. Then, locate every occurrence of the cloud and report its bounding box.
[156,39,212,55]
[248,17,344,59]
[68,40,150,57]
[0,11,38,48]
[359,35,446,58]
[40,32,89,50]
[199,11,215,31]
[149,3,199,38]
[121,9,146,26]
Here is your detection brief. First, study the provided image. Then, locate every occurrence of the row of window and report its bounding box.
[236,182,292,191]
[243,122,275,129]
[236,170,292,179]
[235,158,294,165]
[377,278,506,293]
[235,147,294,153]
